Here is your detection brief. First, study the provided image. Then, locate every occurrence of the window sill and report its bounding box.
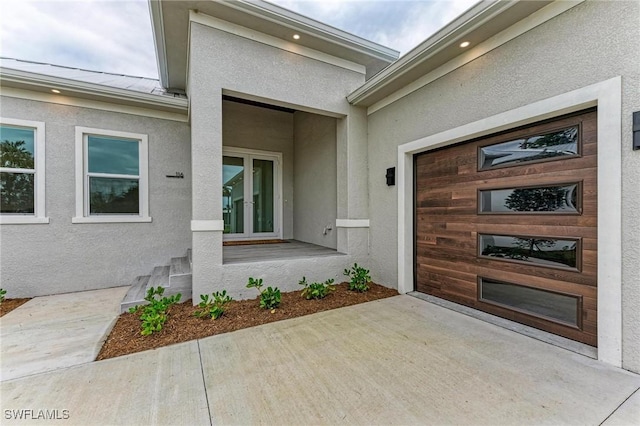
[72,216,152,224]
[0,216,50,225]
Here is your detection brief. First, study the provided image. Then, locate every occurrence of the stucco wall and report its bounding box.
[188,22,367,299]
[366,1,640,372]
[293,111,338,249]
[0,96,191,297]
[190,23,366,117]
[222,100,294,239]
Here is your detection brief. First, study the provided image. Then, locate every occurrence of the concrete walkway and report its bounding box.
[0,286,128,381]
[1,295,639,425]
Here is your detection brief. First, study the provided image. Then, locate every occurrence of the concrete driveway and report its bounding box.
[1,295,639,425]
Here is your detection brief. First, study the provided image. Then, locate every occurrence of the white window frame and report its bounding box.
[222,147,282,240]
[73,127,151,223]
[0,117,48,224]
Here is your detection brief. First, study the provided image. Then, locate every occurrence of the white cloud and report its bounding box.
[0,0,478,79]
[0,0,156,77]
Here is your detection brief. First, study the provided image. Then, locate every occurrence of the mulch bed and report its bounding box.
[0,298,31,317]
[97,282,397,361]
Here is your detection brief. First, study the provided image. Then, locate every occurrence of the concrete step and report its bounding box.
[170,255,191,276]
[120,250,193,312]
[169,274,192,302]
[121,275,151,313]
[147,265,170,289]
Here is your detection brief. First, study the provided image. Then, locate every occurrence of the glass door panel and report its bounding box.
[223,150,280,240]
[252,158,274,233]
[223,156,244,235]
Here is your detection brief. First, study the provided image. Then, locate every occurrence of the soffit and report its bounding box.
[348,0,554,107]
[153,0,399,91]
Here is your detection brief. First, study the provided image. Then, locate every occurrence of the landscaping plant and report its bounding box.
[129,286,181,336]
[246,277,281,309]
[299,276,336,300]
[343,263,371,292]
[194,290,233,319]
[0,288,6,304]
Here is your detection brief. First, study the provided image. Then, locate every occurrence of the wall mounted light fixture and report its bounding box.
[633,111,640,151]
[386,167,395,186]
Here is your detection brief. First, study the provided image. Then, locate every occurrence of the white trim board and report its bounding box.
[397,77,622,368]
[365,1,584,115]
[336,219,370,228]
[190,11,366,75]
[191,220,225,232]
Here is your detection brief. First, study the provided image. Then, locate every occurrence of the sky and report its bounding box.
[0,0,478,79]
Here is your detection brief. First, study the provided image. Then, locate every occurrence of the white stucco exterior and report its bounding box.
[1,0,638,375]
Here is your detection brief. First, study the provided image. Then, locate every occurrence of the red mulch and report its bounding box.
[97,282,397,361]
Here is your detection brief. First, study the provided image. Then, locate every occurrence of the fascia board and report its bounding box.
[149,0,170,90]
[0,68,188,112]
[225,0,400,62]
[347,0,515,104]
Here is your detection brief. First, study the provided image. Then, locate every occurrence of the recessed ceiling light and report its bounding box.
[293,34,300,40]
[459,41,470,48]
[51,89,61,94]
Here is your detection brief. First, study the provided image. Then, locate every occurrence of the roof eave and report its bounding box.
[347,0,520,106]
[226,0,400,62]
[0,67,188,114]
[149,0,170,90]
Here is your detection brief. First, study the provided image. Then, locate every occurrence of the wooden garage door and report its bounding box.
[415,109,597,346]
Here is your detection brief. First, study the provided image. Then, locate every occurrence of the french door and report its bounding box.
[222,148,280,240]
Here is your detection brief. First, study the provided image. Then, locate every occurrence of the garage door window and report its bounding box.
[479,234,579,270]
[479,277,581,327]
[479,183,581,214]
[478,126,579,170]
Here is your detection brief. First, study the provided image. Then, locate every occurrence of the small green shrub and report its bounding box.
[129,286,181,336]
[299,277,336,300]
[246,277,281,310]
[0,288,6,304]
[260,287,281,310]
[194,290,233,319]
[343,263,371,292]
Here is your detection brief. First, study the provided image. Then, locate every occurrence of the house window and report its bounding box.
[0,118,48,224]
[73,127,150,223]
